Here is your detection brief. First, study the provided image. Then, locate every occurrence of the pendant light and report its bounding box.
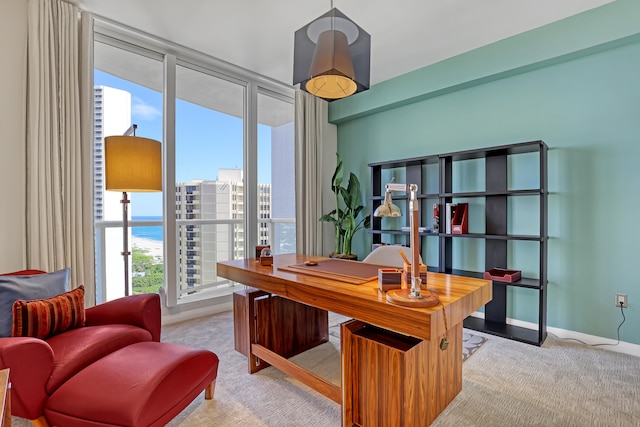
[293,5,370,100]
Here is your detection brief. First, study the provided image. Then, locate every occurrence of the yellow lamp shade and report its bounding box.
[306,74,357,99]
[105,136,162,192]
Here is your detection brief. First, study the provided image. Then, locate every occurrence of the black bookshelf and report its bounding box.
[368,140,548,345]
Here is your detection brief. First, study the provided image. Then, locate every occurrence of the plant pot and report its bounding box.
[329,253,358,261]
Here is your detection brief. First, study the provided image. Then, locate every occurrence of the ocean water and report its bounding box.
[132,216,163,242]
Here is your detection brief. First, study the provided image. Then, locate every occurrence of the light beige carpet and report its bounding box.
[13,309,640,426]
[163,311,486,427]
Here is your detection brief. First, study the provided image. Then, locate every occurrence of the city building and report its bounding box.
[175,170,271,296]
[93,85,133,301]
[93,86,131,221]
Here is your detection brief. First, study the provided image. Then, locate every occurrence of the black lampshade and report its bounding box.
[293,8,370,101]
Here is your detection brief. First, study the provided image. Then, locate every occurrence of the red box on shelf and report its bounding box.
[451,202,468,234]
[484,268,522,283]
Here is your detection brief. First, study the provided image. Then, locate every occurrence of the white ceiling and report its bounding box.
[72,0,613,89]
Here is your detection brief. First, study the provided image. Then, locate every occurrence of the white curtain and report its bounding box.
[26,0,95,305]
[294,90,336,256]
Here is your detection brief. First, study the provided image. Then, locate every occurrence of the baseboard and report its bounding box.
[161,301,233,326]
[469,312,640,358]
[161,307,640,358]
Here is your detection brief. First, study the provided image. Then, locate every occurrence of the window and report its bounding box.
[93,38,164,302]
[93,20,295,310]
[174,63,246,300]
[257,91,295,255]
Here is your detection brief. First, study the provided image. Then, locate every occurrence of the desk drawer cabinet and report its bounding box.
[341,321,462,427]
[233,289,329,373]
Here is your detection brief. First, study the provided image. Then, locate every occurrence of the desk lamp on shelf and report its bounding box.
[374,182,440,307]
[105,124,162,297]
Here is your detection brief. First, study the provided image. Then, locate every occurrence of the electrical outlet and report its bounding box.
[616,293,628,308]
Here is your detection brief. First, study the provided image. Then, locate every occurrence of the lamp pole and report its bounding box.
[120,124,136,297]
[383,183,422,298]
[407,184,422,298]
[121,191,131,296]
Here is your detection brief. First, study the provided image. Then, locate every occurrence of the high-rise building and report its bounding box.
[93,86,133,301]
[175,170,271,296]
[93,86,132,220]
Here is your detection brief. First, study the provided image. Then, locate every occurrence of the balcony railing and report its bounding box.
[94,217,295,305]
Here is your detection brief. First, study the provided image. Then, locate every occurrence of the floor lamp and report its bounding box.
[105,126,162,296]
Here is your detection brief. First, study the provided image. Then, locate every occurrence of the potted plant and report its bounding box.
[320,154,370,260]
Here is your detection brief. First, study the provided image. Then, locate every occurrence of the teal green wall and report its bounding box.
[328,0,640,344]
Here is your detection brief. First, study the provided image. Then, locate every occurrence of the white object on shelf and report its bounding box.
[445,203,457,234]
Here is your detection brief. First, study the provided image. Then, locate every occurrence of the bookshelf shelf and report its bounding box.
[368,140,548,345]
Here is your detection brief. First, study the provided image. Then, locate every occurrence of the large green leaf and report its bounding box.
[345,173,361,210]
[339,186,352,210]
[319,214,338,225]
[331,155,344,193]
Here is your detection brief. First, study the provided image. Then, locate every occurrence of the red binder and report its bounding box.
[451,202,468,234]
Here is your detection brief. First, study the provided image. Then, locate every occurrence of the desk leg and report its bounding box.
[341,321,462,427]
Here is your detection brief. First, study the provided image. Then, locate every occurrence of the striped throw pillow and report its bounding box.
[11,286,85,339]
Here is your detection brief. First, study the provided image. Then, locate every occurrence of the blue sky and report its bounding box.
[95,70,272,216]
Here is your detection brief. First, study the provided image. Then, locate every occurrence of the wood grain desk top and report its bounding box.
[218,254,492,341]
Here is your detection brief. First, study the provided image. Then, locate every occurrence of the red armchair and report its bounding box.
[0,271,219,427]
[0,291,160,420]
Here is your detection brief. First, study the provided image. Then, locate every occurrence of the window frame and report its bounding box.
[93,17,295,312]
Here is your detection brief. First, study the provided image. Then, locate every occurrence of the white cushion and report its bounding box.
[362,245,422,267]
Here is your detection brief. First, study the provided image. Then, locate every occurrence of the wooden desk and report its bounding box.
[218,254,491,426]
[1,369,10,427]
